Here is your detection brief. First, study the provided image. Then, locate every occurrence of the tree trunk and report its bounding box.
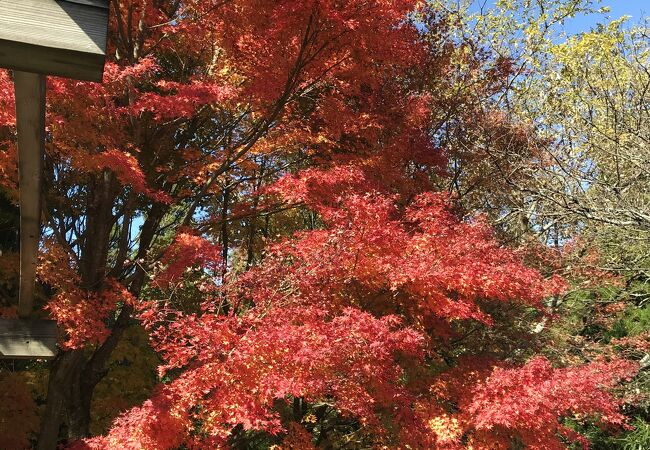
[36,350,84,450]
[67,366,93,440]
[221,186,230,281]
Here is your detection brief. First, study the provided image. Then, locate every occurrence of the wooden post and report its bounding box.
[14,71,45,319]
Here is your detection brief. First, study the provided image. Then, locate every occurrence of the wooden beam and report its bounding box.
[14,72,45,319]
[0,319,58,359]
[0,0,108,82]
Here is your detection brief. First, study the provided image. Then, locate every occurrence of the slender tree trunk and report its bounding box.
[36,350,84,450]
[68,367,93,441]
[221,186,230,280]
[66,304,134,440]
[246,159,266,270]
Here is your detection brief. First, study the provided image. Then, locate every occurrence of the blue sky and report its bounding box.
[462,0,648,38]
[563,0,648,35]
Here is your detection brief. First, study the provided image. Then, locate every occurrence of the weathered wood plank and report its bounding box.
[0,319,58,359]
[0,0,108,81]
[14,72,45,318]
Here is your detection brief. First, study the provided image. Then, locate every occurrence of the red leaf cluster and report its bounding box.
[414,356,638,449]
[87,306,424,448]
[153,231,223,289]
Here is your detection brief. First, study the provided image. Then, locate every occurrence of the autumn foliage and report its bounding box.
[0,0,643,449]
[75,174,635,449]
